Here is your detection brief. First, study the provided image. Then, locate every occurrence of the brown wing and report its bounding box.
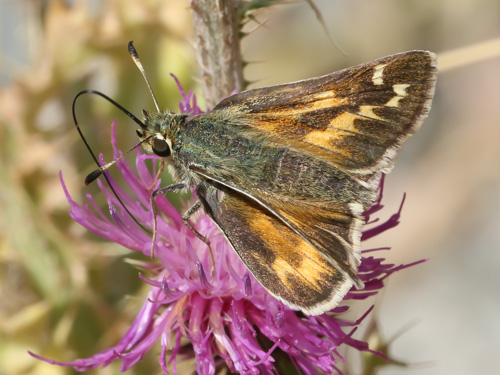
[213,51,437,177]
[197,181,354,315]
[191,167,364,292]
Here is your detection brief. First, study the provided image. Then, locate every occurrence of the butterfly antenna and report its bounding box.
[72,90,151,234]
[128,41,161,112]
[84,136,152,184]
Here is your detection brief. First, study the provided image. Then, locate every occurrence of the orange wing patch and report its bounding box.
[269,198,364,286]
[302,105,386,150]
[245,208,332,293]
[197,182,353,315]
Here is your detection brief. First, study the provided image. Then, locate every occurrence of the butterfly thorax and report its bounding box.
[169,110,376,206]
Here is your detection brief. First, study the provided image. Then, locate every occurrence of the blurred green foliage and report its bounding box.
[0,1,198,374]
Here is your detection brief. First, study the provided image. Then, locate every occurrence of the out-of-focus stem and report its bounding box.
[438,37,500,73]
[190,0,244,108]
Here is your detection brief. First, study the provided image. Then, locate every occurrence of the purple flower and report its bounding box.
[30,76,425,374]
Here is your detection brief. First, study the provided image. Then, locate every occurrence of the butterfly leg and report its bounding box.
[182,200,215,280]
[150,183,186,257]
[147,159,165,190]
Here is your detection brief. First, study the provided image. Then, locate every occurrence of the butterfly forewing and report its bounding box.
[214,51,437,178]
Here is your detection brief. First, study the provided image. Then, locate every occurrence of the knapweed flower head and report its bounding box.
[31,76,425,374]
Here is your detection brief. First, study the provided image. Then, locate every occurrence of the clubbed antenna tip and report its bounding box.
[85,168,103,185]
[128,41,161,112]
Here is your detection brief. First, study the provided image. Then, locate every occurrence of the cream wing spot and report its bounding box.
[372,64,387,85]
[358,105,384,121]
[307,90,337,100]
[386,83,410,107]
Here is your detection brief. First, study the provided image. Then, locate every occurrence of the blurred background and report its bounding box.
[0,0,499,374]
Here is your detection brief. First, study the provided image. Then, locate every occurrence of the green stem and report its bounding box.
[190,0,244,108]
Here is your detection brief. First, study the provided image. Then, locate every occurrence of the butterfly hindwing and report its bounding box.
[196,181,352,315]
[191,166,364,288]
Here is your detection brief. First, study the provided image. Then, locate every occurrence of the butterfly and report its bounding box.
[81,43,437,315]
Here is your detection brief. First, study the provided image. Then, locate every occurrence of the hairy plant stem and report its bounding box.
[190,0,244,108]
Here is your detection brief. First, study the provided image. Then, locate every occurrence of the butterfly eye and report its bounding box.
[152,138,171,157]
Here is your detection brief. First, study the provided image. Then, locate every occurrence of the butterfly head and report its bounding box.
[137,110,187,158]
